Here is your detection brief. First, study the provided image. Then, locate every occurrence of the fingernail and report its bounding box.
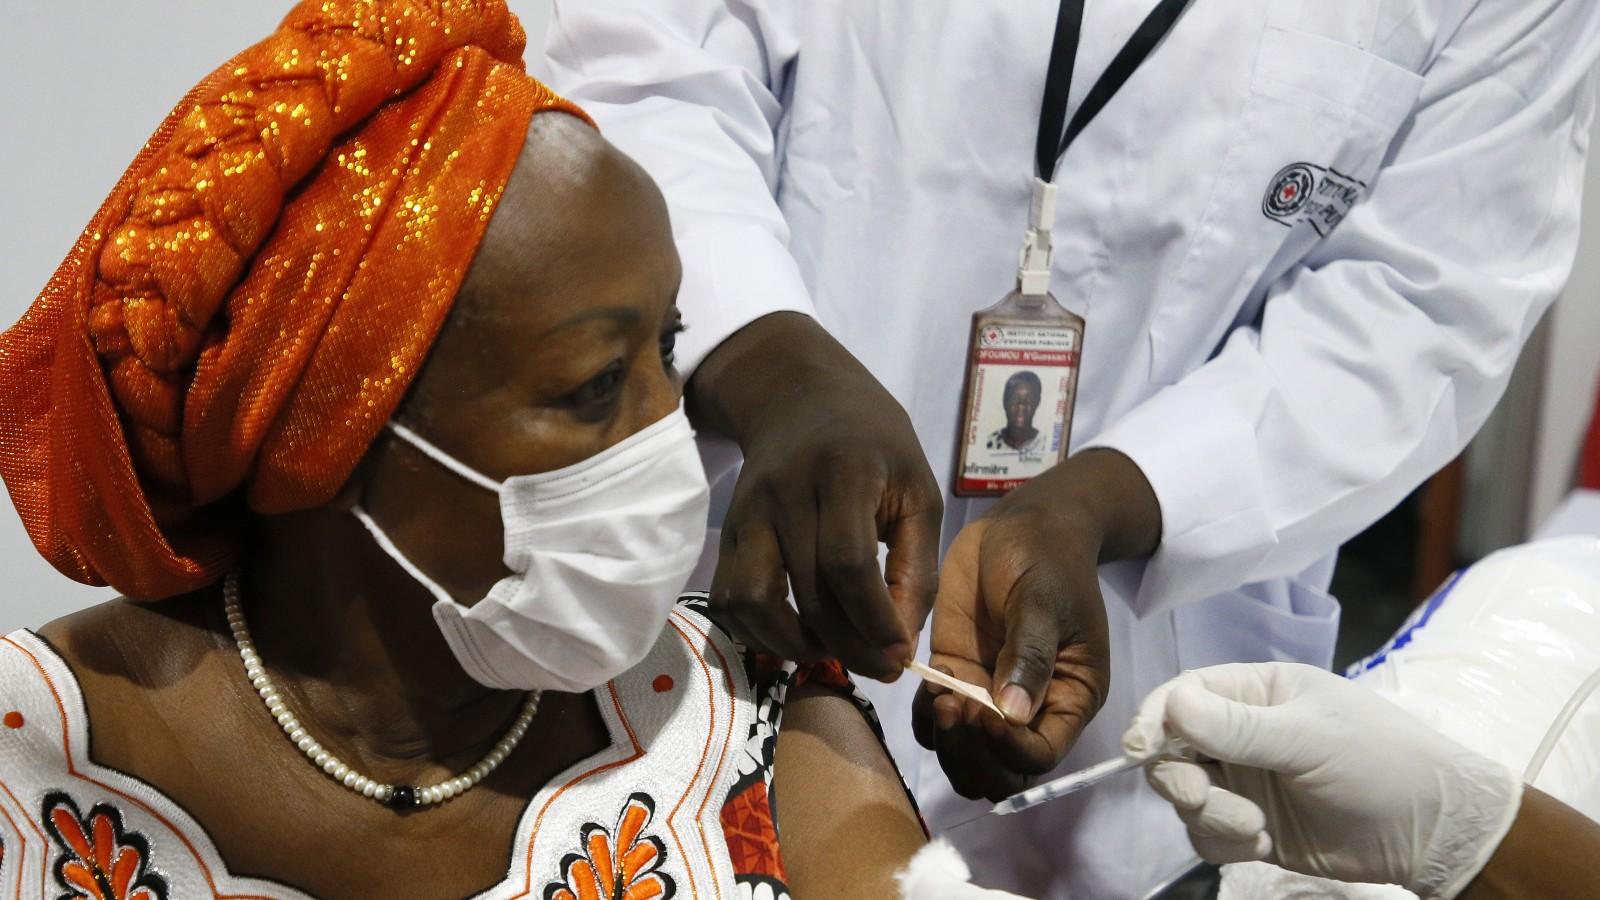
[935,701,959,731]
[998,684,1032,723]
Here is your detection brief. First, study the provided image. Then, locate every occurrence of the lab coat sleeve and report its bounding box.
[543,1,812,376]
[1088,1,1600,615]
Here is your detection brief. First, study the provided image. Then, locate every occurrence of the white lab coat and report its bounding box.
[544,2,1600,896]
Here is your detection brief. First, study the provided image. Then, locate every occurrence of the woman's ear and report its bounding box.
[340,392,420,513]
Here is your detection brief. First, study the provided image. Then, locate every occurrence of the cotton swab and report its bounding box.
[907,660,1007,719]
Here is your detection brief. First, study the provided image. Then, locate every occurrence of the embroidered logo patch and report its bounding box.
[1262,162,1367,236]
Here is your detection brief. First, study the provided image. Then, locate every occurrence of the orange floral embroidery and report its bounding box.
[545,792,675,900]
[42,793,167,900]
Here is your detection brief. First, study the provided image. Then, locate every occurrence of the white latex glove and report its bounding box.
[897,840,1036,899]
[1121,663,1523,900]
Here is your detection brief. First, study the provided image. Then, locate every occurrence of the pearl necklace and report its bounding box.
[224,572,541,810]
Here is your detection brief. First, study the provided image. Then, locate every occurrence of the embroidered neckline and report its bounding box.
[4,603,750,900]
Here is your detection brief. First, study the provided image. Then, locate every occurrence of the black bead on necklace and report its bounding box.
[386,785,420,810]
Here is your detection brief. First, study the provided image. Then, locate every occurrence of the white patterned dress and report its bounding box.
[0,597,907,900]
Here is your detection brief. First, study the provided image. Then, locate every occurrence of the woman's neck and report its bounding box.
[240,508,528,777]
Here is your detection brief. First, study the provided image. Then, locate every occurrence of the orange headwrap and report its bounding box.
[0,1,590,600]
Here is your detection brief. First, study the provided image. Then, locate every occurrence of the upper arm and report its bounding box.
[772,681,926,900]
[543,1,816,377]
[1089,2,1600,612]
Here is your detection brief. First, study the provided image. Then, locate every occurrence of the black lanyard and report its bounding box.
[1036,0,1196,182]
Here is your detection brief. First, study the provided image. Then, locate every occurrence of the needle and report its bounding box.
[944,750,1177,831]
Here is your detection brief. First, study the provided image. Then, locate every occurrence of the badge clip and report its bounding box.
[955,176,1082,497]
[1017,177,1057,296]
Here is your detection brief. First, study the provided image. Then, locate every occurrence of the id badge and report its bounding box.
[953,290,1084,497]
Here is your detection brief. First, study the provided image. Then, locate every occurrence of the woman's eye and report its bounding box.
[660,318,686,371]
[566,364,626,413]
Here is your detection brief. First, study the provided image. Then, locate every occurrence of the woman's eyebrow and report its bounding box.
[534,306,642,340]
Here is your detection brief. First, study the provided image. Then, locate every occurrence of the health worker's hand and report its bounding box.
[912,449,1159,801]
[1123,662,1524,899]
[687,312,943,680]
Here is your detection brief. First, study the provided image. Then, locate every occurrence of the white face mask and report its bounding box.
[353,403,710,693]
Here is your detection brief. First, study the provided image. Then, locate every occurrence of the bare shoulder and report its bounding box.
[773,680,926,899]
[36,592,221,704]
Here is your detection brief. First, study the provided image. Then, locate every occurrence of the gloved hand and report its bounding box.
[1122,663,1523,900]
[897,840,1036,900]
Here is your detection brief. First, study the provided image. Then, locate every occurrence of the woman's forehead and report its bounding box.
[452,116,676,338]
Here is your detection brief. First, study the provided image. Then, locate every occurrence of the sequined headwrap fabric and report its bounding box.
[0,1,590,599]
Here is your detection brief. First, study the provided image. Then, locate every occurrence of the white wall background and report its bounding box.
[2,3,1597,633]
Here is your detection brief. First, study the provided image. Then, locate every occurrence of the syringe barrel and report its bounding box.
[994,755,1146,815]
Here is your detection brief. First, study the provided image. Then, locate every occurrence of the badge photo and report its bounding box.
[955,317,1081,496]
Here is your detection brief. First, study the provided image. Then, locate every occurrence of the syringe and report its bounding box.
[989,754,1147,816]
[952,738,1189,828]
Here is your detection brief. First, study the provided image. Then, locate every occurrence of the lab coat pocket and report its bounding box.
[1173,578,1341,671]
[1151,26,1424,374]
[1245,26,1423,195]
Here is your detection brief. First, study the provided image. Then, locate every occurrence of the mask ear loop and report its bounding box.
[386,421,503,493]
[349,504,460,609]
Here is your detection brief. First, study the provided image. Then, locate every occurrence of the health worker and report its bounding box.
[1125,663,1600,900]
[902,663,1600,899]
[544,3,1600,896]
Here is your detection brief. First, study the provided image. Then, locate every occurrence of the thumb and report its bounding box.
[1123,677,1186,760]
[992,587,1060,724]
[1165,680,1302,773]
